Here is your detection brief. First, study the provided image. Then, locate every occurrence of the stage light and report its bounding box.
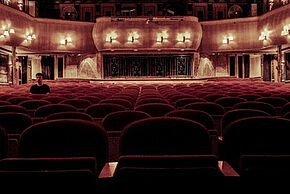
[223,36,233,44]
[281,25,290,36]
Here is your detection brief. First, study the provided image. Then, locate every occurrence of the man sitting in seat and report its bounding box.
[30,73,50,94]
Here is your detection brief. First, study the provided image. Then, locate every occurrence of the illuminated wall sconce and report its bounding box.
[128,31,139,43]
[222,36,233,44]
[157,30,168,43]
[0,26,15,39]
[259,30,270,41]
[60,36,72,45]
[281,25,290,36]
[24,33,36,43]
[177,32,190,42]
[106,31,117,43]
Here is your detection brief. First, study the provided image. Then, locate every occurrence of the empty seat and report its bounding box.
[135,98,168,106]
[256,97,288,115]
[0,105,29,115]
[85,103,126,118]
[114,117,225,187]
[45,111,94,121]
[222,116,290,172]
[0,112,33,134]
[59,99,92,110]
[204,94,228,102]
[233,101,276,116]
[7,97,33,105]
[220,109,271,136]
[77,96,101,104]
[120,117,211,155]
[42,96,67,104]
[183,102,225,116]
[100,99,133,109]
[18,119,108,174]
[0,100,12,105]
[175,97,206,109]
[215,97,247,111]
[281,102,290,116]
[34,104,77,117]
[102,111,151,131]
[283,112,290,119]
[165,109,214,130]
[135,103,175,117]
[19,100,51,116]
[238,94,262,101]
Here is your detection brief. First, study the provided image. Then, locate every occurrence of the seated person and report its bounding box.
[30,73,50,94]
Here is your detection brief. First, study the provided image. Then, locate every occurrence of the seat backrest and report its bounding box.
[0,126,8,160]
[215,97,247,108]
[85,103,126,118]
[0,100,12,105]
[221,109,271,135]
[45,111,94,121]
[222,116,290,171]
[19,119,108,172]
[59,99,92,109]
[238,94,262,101]
[120,117,211,155]
[0,112,33,134]
[165,109,214,129]
[281,102,290,116]
[77,96,101,104]
[183,102,225,116]
[175,98,206,109]
[233,101,276,116]
[19,100,51,110]
[204,94,228,102]
[102,111,151,131]
[42,96,67,104]
[34,104,77,117]
[283,112,290,119]
[7,97,33,105]
[135,103,175,117]
[256,97,288,107]
[0,105,29,115]
[136,98,168,107]
[100,99,133,109]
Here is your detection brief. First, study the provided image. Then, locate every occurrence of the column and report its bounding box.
[11,46,19,85]
[277,45,282,82]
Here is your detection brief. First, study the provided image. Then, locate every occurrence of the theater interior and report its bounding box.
[0,0,290,192]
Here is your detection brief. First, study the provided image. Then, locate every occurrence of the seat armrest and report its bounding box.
[218,161,239,177]
[98,162,118,179]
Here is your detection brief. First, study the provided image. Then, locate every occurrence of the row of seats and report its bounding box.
[0,115,289,190]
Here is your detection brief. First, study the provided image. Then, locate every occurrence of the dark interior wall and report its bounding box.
[41,56,54,80]
[263,54,272,81]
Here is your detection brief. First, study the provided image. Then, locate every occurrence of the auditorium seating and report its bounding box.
[1,79,290,188]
